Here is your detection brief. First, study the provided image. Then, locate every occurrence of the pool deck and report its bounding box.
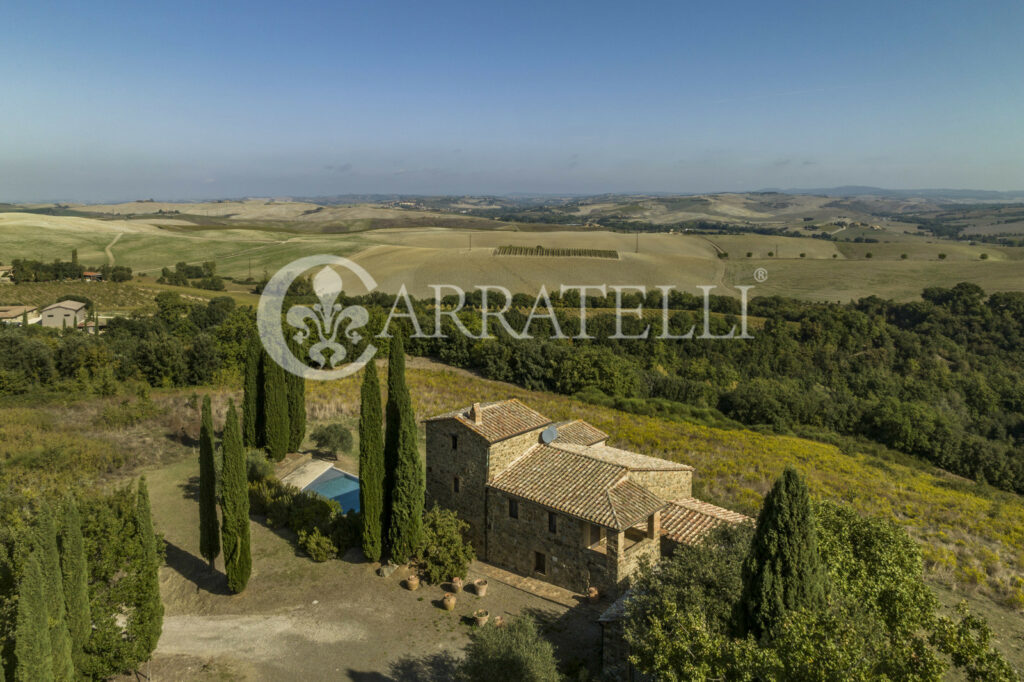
[280,458,335,490]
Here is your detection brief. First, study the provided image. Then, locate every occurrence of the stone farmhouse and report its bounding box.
[424,399,750,597]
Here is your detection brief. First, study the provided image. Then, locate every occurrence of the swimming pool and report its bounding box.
[303,467,361,514]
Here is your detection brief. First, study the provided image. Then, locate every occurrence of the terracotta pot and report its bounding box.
[451,576,463,593]
[587,586,599,602]
[442,593,457,611]
[406,574,420,591]
[474,609,489,627]
[475,579,488,597]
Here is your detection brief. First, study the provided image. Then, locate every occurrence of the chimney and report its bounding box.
[471,402,483,425]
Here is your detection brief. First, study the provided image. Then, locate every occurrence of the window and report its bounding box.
[534,551,546,575]
[548,511,557,534]
[508,498,519,519]
[590,523,602,546]
[453,476,460,493]
[451,434,458,450]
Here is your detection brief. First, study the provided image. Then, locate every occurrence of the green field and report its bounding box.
[3,203,1024,304]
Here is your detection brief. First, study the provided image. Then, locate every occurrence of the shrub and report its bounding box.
[865,252,873,259]
[246,450,274,482]
[459,616,559,682]
[980,253,989,260]
[901,253,908,259]
[416,505,475,584]
[329,511,362,553]
[297,527,336,562]
[310,423,353,456]
[938,253,947,260]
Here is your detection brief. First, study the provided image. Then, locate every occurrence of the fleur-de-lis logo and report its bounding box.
[257,255,378,380]
[286,267,369,368]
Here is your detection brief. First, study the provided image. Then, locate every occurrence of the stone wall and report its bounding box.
[424,420,490,551]
[486,428,546,480]
[485,490,615,593]
[628,469,692,501]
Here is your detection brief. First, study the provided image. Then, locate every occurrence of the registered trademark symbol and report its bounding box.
[754,267,768,283]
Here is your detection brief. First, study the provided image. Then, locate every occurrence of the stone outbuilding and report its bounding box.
[424,399,751,598]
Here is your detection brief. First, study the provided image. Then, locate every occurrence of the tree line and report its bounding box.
[0,481,162,680]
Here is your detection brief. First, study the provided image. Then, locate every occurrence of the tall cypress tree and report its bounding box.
[263,352,290,462]
[735,467,826,640]
[384,335,424,563]
[57,497,91,674]
[129,478,163,665]
[34,511,75,681]
[13,553,53,682]
[220,400,252,593]
[242,334,263,448]
[198,395,220,568]
[358,360,385,562]
[286,366,306,452]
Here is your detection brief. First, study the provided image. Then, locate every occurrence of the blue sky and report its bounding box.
[2,0,1022,201]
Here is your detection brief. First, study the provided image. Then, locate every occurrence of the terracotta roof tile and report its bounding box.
[550,442,693,472]
[552,420,608,446]
[489,444,666,530]
[660,498,753,546]
[424,399,551,443]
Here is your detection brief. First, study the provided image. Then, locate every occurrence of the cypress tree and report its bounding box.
[220,399,252,593]
[735,467,826,640]
[242,335,264,448]
[198,395,220,568]
[129,478,163,664]
[57,497,91,674]
[358,360,385,562]
[13,553,53,682]
[286,366,306,452]
[34,511,75,681]
[384,335,424,563]
[263,352,290,462]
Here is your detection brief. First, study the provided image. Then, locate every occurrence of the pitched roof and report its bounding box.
[489,444,667,530]
[550,442,693,472]
[0,305,37,319]
[43,300,87,312]
[551,419,608,446]
[424,399,551,443]
[660,498,753,546]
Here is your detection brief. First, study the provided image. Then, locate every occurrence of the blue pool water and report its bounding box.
[304,468,361,514]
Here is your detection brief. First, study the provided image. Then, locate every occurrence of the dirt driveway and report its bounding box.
[127,456,601,681]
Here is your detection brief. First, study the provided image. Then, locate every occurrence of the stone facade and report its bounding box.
[424,419,492,552]
[486,489,617,594]
[628,469,692,501]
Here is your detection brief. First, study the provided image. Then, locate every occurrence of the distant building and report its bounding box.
[0,305,39,325]
[424,399,750,597]
[0,265,12,284]
[41,300,88,328]
[82,271,103,282]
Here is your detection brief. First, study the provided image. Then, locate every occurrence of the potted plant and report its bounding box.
[451,576,464,593]
[473,609,489,627]
[406,573,420,591]
[475,578,488,597]
[442,592,457,611]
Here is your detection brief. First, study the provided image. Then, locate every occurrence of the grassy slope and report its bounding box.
[307,364,1024,614]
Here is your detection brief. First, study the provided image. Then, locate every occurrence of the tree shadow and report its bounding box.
[521,601,603,680]
[178,475,199,501]
[162,539,230,595]
[346,651,460,682]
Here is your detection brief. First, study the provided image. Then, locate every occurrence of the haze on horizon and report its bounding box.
[2,0,1023,203]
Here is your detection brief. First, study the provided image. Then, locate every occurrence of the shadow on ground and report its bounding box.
[347,651,460,681]
[163,539,230,595]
